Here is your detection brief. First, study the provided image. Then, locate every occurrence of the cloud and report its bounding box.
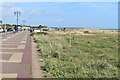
[2,6,23,17]
[2,3,24,23]
[2,2,24,16]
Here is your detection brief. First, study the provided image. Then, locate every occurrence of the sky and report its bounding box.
[1,2,118,29]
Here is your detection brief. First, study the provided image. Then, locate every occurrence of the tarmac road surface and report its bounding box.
[0,31,32,78]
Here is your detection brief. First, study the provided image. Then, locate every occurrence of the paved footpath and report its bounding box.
[0,31,32,78]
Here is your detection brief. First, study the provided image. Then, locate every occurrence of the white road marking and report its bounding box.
[0,73,18,78]
[20,41,26,44]
[17,45,26,49]
[0,44,26,49]
[2,39,7,41]
[8,53,23,63]
[0,52,22,54]
[0,52,23,63]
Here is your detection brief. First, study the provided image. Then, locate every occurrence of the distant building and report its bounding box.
[31,25,49,32]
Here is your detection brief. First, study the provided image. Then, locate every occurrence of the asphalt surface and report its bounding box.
[0,31,32,78]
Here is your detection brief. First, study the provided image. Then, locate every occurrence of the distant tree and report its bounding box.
[38,25,48,28]
[63,28,66,31]
[12,24,16,26]
[84,31,90,33]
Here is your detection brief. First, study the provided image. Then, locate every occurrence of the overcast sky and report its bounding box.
[1,2,118,29]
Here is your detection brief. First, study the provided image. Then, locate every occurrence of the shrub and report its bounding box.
[74,41,79,44]
[40,32,48,35]
[37,48,42,53]
[43,28,49,31]
[51,51,60,58]
[87,41,90,43]
[33,32,48,35]
[34,39,38,43]
[44,59,55,72]
[84,31,90,33]
[30,32,36,36]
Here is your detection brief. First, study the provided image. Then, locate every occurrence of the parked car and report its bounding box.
[18,26,22,31]
[7,28,14,32]
[0,28,4,33]
[33,29,41,32]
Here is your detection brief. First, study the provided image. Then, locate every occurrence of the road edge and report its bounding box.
[31,36,44,78]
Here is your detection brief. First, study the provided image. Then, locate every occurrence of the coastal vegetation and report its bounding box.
[32,29,118,78]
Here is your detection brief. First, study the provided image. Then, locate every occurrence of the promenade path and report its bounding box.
[0,31,32,78]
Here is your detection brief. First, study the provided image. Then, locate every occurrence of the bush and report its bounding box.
[34,32,48,35]
[34,39,38,43]
[51,51,60,58]
[37,48,42,53]
[40,32,48,35]
[30,32,35,36]
[84,31,90,33]
[43,28,49,31]
[44,59,54,72]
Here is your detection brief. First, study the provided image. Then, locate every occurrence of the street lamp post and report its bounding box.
[14,11,21,32]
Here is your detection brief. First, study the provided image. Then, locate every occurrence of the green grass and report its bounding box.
[32,31,118,78]
[29,64,32,74]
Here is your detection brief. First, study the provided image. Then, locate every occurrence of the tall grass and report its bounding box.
[32,31,118,78]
